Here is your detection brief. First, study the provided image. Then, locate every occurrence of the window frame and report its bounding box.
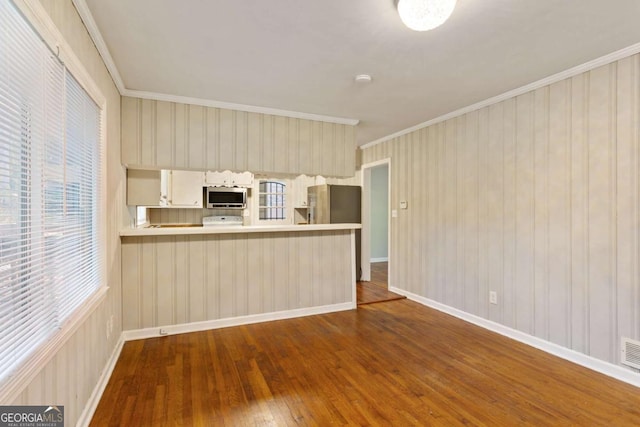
[0,0,109,403]
[252,178,291,225]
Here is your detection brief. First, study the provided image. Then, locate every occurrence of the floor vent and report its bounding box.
[621,337,640,369]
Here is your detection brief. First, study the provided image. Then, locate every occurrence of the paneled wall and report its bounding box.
[121,97,357,177]
[121,231,353,330]
[10,0,124,424]
[362,54,640,368]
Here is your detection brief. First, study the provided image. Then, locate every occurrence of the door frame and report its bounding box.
[360,158,391,284]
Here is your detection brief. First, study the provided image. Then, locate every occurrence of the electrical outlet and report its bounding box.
[489,291,498,305]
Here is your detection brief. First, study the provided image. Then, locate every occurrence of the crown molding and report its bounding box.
[361,41,640,150]
[123,89,360,126]
[72,0,126,94]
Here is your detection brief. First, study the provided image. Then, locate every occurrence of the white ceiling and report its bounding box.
[82,0,640,146]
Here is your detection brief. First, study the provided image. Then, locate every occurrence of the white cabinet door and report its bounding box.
[205,170,230,186]
[205,170,253,187]
[127,169,164,206]
[292,175,315,208]
[168,170,204,208]
[230,171,254,187]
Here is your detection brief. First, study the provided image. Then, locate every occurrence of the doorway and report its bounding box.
[358,159,404,305]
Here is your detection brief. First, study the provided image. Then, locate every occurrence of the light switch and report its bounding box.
[400,201,408,209]
[391,209,398,218]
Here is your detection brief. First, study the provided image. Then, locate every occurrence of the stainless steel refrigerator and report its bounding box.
[307,184,361,280]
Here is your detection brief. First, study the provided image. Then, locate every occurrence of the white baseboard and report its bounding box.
[370,257,388,263]
[76,335,125,427]
[389,286,640,389]
[122,301,356,341]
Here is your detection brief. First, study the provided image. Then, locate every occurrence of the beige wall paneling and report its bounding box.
[205,107,219,169]
[235,110,249,171]
[121,94,139,164]
[462,112,479,316]
[140,98,155,165]
[569,72,589,354]
[262,115,276,174]
[361,54,640,370]
[148,207,203,224]
[502,98,517,330]
[298,119,313,175]
[121,231,353,331]
[533,86,550,340]
[190,235,207,322]
[616,55,640,364]
[407,130,420,297]
[218,108,234,170]
[321,122,334,176]
[174,103,187,168]
[493,104,507,324]
[247,112,262,172]
[155,100,173,167]
[547,79,571,347]
[287,117,299,175]
[587,64,615,362]
[122,98,357,176]
[13,0,124,425]
[344,126,356,179]
[274,115,289,173]
[474,110,489,320]
[188,105,206,170]
[514,92,535,335]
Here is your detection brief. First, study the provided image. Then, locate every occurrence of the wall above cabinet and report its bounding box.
[121,97,356,177]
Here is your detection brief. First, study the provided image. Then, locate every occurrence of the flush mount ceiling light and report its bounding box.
[397,0,457,31]
[354,74,372,83]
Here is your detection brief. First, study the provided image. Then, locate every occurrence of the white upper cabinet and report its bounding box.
[204,170,253,187]
[168,170,204,208]
[121,97,357,177]
[127,169,163,206]
[127,169,204,208]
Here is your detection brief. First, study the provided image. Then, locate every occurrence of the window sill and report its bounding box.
[0,286,110,403]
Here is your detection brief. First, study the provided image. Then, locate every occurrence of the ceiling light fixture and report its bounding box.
[354,74,372,83]
[397,0,457,31]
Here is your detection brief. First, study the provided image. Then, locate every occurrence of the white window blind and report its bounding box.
[0,0,102,384]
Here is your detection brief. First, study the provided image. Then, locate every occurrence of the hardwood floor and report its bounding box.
[369,261,388,284]
[357,261,406,305]
[90,299,640,426]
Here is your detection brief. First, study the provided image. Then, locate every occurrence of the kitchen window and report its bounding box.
[258,180,287,221]
[0,0,104,391]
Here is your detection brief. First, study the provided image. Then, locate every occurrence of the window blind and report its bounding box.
[0,0,102,384]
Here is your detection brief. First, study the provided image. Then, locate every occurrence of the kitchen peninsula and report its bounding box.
[120,223,360,336]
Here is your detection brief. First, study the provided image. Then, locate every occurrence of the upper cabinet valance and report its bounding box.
[121,97,356,177]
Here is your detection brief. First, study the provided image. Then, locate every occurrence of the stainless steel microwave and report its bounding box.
[206,187,246,209]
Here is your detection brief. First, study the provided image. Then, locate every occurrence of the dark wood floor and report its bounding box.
[357,262,406,305]
[91,299,640,426]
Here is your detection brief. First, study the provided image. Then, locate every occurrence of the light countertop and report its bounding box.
[120,223,361,237]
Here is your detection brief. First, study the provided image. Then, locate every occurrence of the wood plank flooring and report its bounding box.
[357,262,406,305]
[90,299,640,426]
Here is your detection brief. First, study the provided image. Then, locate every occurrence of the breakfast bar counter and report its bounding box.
[120,223,359,335]
[120,223,360,237]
